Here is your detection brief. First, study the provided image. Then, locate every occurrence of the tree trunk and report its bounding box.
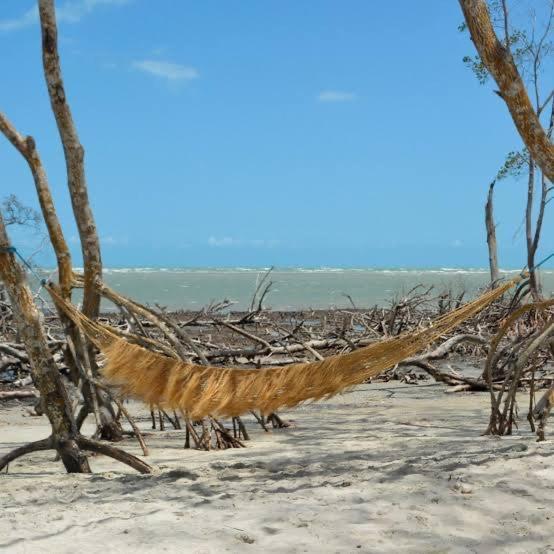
[528,100,554,300]
[0,112,72,298]
[0,213,90,473]
[525,160,541,300]
[0,111,120,440]
[38,0,122,440]
[38,0,102,319]
[485,179,500,285]
[459,0,554,181]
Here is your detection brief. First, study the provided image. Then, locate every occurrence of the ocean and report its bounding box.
[43,267,554,312]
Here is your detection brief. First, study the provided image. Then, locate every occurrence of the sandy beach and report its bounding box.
[1,381,552,554]
[2,0,554,553]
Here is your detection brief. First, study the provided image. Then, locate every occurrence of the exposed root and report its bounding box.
[76,435,152,474]
[0,436,53,473]
[182,415,246,450]
[266,413,291,428]
[534,386,554,442]
[0,434,152,474]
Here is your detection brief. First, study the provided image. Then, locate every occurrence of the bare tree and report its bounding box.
[38,0,102,317]
[0,211,151,472]
[0,154,151,472]
[461,0,554,437]
[527,101,554,298]
[1,195,40,229]
[37,0,121,439]
[0,212,91,472]
[485,180,500,283]
[0,111,123,440]
[0,116,72,297]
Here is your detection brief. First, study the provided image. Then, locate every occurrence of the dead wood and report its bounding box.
[534,385,554,441]
[1,437,53,473]
[0,212,91,473]
[485,300,554,436]
[37,0,124,442]
[485,180,500,285]
[0,389,38,400]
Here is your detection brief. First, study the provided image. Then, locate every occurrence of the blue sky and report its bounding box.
[1,0,552,268]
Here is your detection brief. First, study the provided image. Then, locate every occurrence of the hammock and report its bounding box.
[47,277,521,419]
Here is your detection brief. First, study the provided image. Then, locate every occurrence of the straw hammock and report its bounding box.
[47,277,521,419]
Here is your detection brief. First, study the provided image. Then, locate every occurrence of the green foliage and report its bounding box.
[459,0,552,87]
[462,55,490,84]
[462,27,529,85]
[496,149,529,181]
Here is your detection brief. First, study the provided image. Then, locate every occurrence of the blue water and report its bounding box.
[42,267,554,311]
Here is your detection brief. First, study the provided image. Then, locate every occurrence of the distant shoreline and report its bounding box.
[32,267,554,312]
[37,266,553,273]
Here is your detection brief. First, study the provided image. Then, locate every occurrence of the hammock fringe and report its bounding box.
[47,277,521,418]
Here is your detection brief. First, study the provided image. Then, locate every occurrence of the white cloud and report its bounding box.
[0,0,130,32]
[208,236,238,247]
[0,7,37,32]
[132,60,199,81]
[208,237,279,248]
[102,235,129,246]
[57,0,131,23]
[69,234,127,246]
[317,90,356,103]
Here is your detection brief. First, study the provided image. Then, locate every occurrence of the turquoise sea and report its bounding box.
[44,267,554,312]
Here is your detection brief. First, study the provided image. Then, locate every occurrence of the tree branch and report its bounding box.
[459,0,554,180]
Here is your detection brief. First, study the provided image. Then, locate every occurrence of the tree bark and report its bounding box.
[38,0,102,319]
[0,390,38,400]
[527,100,554,300]
[534,385,554,441]
[525,160,542,300]
[38,0,121,440]
[0,112,72,298]
[0,112,120,440]
[459,0,554,181]
[0,213,90,473]
[485,180,500,285]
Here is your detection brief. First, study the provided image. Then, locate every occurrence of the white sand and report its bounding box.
[1,383,553,553]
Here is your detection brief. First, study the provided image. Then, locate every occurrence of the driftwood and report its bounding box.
[534,385,554,441]
[485,300,554,438]
[485,180,500,285]
[0,389,38,400]
[398,334,489,388]
[3,262,552,453]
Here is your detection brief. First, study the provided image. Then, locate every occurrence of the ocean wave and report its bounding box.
[43,266,554,276]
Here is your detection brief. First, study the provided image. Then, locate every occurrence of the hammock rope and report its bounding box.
[46,276,522,419]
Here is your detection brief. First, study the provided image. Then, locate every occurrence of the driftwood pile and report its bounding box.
[2,277,553,446]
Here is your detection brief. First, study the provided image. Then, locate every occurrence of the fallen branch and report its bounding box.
[0,389,38,400]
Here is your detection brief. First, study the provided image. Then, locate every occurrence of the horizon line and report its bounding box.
[33,265,553,272]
